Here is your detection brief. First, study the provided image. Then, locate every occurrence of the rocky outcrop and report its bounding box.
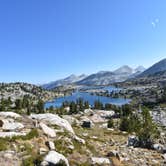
[87,110,115,123]
[95,110,115,118]
[80,117,94,128]
[0,112,21,119]
[62,115,79,126]
[39,122,56,138]
[41,151,69,166]
[2,122,24,131]
[30,113,74,134]
[84,109,94,115]
[151,109,166,127]
[0,132,26,138]
[0,151,21,166]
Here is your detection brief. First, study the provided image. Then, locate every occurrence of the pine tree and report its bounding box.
[37,99,44,113]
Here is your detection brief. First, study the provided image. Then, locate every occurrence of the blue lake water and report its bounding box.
[45,86,130,108]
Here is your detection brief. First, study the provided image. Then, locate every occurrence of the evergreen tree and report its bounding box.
[15,99,22,110]
[137,107,159,148]
[37,99,44,113]
[69,101,77,114]
[84,101,90,109]
[107,118,114,128]
[94,100,103,109]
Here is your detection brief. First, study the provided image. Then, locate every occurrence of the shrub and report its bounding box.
[23,129,39,140]
[22,155,43,166]
[10,129,39,141]
[107,119,114,128]
[0,138,8,151]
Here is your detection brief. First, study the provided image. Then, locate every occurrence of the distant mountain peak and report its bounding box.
[114,65,133,74]
[134,66,146,73]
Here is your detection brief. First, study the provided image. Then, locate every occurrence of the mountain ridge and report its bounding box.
[42,65,145,89]
[138,58,166,77]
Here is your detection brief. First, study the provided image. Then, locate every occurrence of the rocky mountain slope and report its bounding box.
[0,82,58,102]
[77,66,145,86]
[138,58,166,77]
[118,59,166,87]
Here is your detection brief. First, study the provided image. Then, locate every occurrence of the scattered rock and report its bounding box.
[3,151,15,159]
[89,114,106,123]
[162,153,166,160]
[127,135,139,147]
[82,133,88,137]
[107,150,120,160]
[91,157,112,165]
[96,110,115,118]
[39,122,56,138]
[74,135,85,144]
[39,148,48,155]
[100,123,108,128]
[46,141,55,150]
[153,144,164,153]
[84,109,94,115]
[0,151,21,166]
[91,136,98,139]
[68,145,74,150]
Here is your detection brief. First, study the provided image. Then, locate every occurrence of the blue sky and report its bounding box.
[0,0,166,84]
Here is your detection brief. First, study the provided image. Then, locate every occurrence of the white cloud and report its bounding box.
[151,18,159,28]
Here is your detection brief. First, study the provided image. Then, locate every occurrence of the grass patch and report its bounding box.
[0,138,8,151]
[54,139,73,156]
[22,155,43,166]
[9,129,39,141]
[21,143,43,166]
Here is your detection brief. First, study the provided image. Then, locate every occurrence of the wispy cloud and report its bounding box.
[151,18,159,28]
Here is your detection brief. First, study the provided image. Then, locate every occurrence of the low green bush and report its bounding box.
[0,138,8,151]
[107,119,114,128]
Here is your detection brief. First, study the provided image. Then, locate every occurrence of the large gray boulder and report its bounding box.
[41,151,69,166]
[30,113,74,134]
[0,112,21,119]
[2,122,24,131]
